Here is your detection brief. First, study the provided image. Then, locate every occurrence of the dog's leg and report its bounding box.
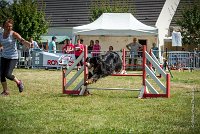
[85,78,95,84]
[120,69,127,74]
[85,74,100,85]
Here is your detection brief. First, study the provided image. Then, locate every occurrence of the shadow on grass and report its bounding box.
[50,91,139,99]
[186,90,200,93]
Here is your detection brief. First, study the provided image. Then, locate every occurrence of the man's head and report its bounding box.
[65,39,70,44]
[133,38,137,43]
[52,36,57,41]
[152,43,156,47]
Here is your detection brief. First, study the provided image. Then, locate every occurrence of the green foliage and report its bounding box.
[0,0,12,23]
[176,1,200,47]
[90,0,135,22]
[0,0,49,41]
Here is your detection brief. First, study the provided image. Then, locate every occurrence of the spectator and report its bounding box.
[80,39,84,44]
[92,40,101,57]
[48,36,57,53]
[30,37,39,50]
[104,46,114,57]
[181,47,185,51]
[74,39,84,70]
[0,19,31,95]
[108,46,113,52]
[126,37,142,69]
[151,43,158,58]
[88,40,94,53]
[62,38,74,54]
[45,40,49,51]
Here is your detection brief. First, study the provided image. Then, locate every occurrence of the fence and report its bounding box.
[0,49,198,70]
[163,51,200,69]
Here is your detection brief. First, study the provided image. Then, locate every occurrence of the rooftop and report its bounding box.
[37,0,165,27]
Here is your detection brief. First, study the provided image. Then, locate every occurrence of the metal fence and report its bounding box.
[164,51,199,69]
[0,50,199,70]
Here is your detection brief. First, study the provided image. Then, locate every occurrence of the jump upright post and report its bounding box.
[61,45,170,98]
[62,46,88,95]
[138,45,170,98]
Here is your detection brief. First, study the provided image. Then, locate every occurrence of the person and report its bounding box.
[44,40,48,51]
[108,46,113,52]
[151,43,158,58]
[126,37,142,69]
[88,40,94,53]
[80,39,84,44]
[181,47,185,51]
[0,19,31,95]
[74,39,84,70]
[92,40,101,57]
[30,37,39,50]
[62,38,74,54]
[104,46,114,57]
[48,36,57,53]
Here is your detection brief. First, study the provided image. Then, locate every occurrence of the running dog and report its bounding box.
[85,51,122,84]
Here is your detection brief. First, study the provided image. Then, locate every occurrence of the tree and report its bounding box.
[176,1,200,47]
[89,0,135,22]
[0,0,12,24]
[0,0,49,41]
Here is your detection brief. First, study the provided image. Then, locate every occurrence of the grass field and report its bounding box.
[0,69,200,134]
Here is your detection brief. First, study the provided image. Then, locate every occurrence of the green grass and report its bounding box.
[0,69,200,134]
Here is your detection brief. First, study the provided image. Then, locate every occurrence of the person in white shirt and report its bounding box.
[30,37,39,50]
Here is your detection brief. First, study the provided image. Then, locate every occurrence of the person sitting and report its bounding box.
[108,46,113,52]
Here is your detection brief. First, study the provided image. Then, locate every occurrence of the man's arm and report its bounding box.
[138,42,142,47]
[126,43,131,50]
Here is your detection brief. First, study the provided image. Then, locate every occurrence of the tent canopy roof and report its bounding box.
[73,13,158,36]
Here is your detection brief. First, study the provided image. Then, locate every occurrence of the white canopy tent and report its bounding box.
[73,13,158,36]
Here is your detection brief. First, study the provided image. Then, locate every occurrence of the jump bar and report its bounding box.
[111,74,143,76]
[87,87,140,91]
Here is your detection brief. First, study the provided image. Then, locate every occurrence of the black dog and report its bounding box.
[85,51,122,84]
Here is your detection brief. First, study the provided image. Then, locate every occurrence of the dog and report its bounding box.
[85,51,122,84]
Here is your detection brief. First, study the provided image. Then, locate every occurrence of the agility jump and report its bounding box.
[61,45,170,98]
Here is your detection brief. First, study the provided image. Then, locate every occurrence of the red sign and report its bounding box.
[47,60,58,65]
